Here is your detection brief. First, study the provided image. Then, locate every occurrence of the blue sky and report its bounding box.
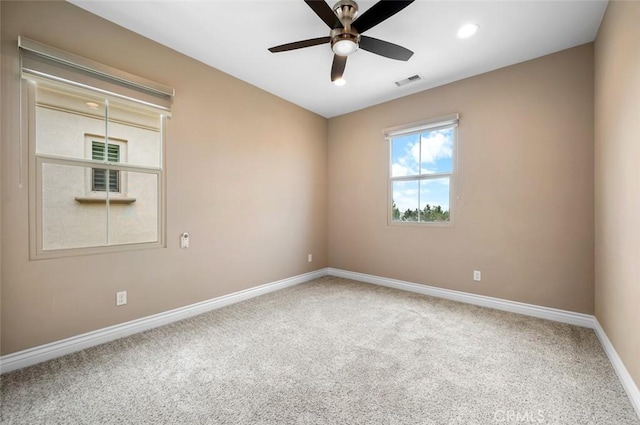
[391,128,453,214]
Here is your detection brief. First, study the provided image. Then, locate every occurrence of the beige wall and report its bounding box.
[0,1,328,354]
[328,44,595,313]
[594,1,640,389]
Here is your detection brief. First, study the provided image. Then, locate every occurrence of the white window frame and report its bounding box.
[26,79,168,259]
[19,36,172,259]
[385,114,459,227]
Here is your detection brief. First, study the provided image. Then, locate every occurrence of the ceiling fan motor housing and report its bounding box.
[331,0,360,56]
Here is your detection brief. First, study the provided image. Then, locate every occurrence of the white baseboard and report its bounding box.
[0,268,328,374]
[328,268,595,327]
[328,267,640,419]
[593,319,640,419]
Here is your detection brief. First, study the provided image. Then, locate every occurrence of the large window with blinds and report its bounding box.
[386,114,458,225]
[20,37,173,258]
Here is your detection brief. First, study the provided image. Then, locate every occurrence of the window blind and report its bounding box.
[19,36,174,111]
[385,113,459,139]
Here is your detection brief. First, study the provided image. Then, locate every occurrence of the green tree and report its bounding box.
[421,203,449,222]
[402,208,419,221]
[392,201,400,220]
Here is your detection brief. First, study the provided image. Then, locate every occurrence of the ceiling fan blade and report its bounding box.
[304,0,343,29]
[359,36,413,61]
[268,37,331,53]
[331,54,347,82]
[352,1,414,34]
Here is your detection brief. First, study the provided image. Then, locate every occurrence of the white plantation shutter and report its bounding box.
[92,142,120,192]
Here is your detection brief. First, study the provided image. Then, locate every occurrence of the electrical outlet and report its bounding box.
[473,271,482,282]
[116,291,127,306]
[308,254,313,263]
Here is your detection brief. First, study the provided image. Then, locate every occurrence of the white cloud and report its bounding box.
[391,146,419,176]
[412,131,453,165]
[391,163,413,177]
[393,189,417,212]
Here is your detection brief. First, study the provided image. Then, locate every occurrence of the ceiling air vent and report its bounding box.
[394,74,422,87]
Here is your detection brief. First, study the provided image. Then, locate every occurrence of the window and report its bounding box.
[387,114,458,225]
[20,36,173,258]
[30,79,165,254]
[84,136,128,196]
[92,141,121,192]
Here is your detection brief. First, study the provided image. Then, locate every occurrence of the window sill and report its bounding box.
[75,196,136,204]
[389,220,453,228]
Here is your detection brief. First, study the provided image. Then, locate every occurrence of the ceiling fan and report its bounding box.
[268,0,415,85]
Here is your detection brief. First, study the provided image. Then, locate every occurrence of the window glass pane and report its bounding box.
[42,163,107,250]
[109,172,158,245]
[420,128,454,175]
[108,101,162,168]
[392,180,419,222]
[391,133,420,177]
[419,178,450,222]
[36,83,106,159]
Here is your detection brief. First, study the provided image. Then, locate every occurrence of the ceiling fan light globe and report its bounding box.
[332,39,358,56]
[333,78,347,86]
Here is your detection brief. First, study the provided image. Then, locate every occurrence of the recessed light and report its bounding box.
[333,78,346,87]
[457,23,479,39]
[85,102,100,109]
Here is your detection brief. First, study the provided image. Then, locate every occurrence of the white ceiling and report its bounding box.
[69,0,607,118]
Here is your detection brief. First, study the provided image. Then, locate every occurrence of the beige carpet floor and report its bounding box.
[1,276,638,424]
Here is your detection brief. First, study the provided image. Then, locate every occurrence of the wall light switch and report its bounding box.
[180,232,189,249]
[473,270,482,281]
